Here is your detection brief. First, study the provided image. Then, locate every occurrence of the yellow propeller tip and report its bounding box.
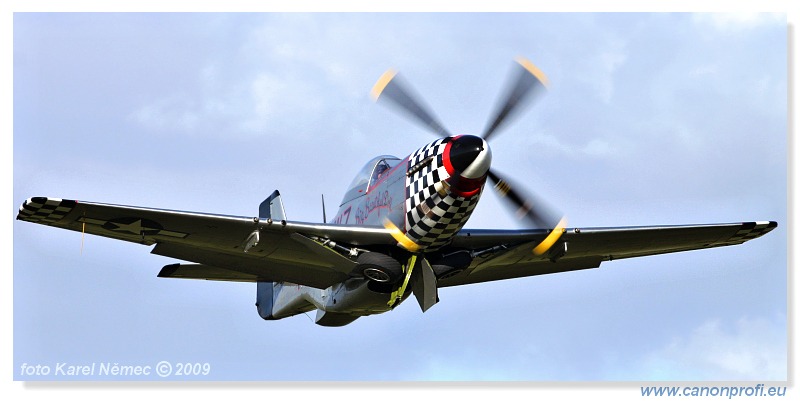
[515,57,550,89]
[532,216,567,256]
[371,69,397,101]
[383,218,420,252]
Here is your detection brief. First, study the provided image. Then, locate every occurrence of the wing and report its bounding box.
[438,221,778,287]
[17,197,396,289]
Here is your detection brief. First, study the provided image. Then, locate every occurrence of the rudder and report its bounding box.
[255,282,278,320]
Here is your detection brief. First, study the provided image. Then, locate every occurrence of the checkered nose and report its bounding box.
[448,135,492,179]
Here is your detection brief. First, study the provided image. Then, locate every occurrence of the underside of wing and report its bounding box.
[17,198,778,292]
[17,197,397,289]
[439,221,778,287]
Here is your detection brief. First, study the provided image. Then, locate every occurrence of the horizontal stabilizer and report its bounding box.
[158,263,264,282]
[314,310,359,327]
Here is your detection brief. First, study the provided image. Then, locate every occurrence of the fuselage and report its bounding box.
[332,134,492,253]
[259,134,493,326]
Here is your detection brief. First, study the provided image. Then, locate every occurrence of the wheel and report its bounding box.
[356,252,403,284]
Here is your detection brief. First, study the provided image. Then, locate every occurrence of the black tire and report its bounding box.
[356,252,403,284]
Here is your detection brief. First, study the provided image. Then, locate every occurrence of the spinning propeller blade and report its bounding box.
[486,169,567,255]
[482,57,549,141]
[371,69,452,137]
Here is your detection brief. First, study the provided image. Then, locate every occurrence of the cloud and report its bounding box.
[634,316,787,380]
[127,14,389,140]
[575,35,628,105]
[246,71,307,133]
[517,130,632,161]
[693,13,785,33]
[129,94,201,133]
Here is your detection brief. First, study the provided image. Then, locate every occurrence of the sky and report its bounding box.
[7,8,790,391]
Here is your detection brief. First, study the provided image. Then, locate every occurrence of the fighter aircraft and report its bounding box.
[17,58,777,326]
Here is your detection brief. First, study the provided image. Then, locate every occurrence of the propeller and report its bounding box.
[371,70,452,137]
[482,57,550,141]
[486,169,567,255]
[372,57,566,255]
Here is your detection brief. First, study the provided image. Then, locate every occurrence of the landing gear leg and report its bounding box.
[387,255,439,312]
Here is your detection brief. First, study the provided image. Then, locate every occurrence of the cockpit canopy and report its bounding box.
[341,155,402,205]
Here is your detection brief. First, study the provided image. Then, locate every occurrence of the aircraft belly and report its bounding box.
[270,283,323,319]
[324,278,394,315]
[270,278,395,321]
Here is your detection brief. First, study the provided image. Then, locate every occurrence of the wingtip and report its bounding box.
[724,220,779,245]
[751,220,778,229]
[763,221,779,232]
[17,197,78,223]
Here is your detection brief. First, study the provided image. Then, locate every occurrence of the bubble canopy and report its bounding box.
[341,155,402,205]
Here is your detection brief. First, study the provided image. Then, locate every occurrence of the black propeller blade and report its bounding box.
[486,170,559,228]
[486,169,567,254]
[482,57,550,141]
[371,69,452,137]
